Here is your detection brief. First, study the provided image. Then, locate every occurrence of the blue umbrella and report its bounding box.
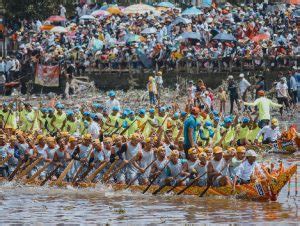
[293,9,300,18]
[181,32,201,40]
[157,2,175,8]
[182,7,202,16]
[125,34,141,43]
[141,27,157,34]
[171,17,192,25]
[212,33,236,42]
[200,0,212,8]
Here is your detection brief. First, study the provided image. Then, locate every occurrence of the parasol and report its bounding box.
[141,27,157,34]
[182,7,202,16]
[46,15,66,22]
[212,33,236,42]
[123,4,158,15]
[91,10,111,17]
[251,33,270,42]
[50,26,68,33]
[157,2,175,8]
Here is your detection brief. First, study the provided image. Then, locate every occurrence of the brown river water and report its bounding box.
[0,154,299,224]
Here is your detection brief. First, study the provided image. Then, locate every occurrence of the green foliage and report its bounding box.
[3,0,75,20]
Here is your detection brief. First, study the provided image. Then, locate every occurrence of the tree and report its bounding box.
[3,0,75,20]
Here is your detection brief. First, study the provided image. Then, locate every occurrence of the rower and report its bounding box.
[233,149,264,189]
[165,150,188,186]
[71,134,93,178]
[230,146,246,176]
[6,136,18,175]
[138,138,155,185]
[193,152,208,186]
[137,109,148,135]
[105,106,119,134]
[126,111,138,138]
[143,108,158,138]
[0,134,8,177]
[117,133,142,183]
[235,117,251,146]
[38,108,48,135]
[199,121,214,146]
[53,138,71,179]
[150,146,168,185]
[207,146,231,187]
[45,108,56,135]
[186,148,199,172]
[255,118,281,144]
[51,103,67,133]
[204,147,213,160]
[63,111,78,135]
[44,137,58,176]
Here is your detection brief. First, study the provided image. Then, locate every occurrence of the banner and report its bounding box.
[35,64,60,87]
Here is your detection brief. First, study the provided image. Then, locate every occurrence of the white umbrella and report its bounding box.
[50,26,68,33]
[80,15,96,20]
[123,4,158,15]
[141,27,157,34]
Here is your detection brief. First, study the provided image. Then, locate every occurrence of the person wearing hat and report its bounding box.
[117,133,142,183]
[51,104,67,133]
[106,91,121,114]
[255,118,281,144]
[63,111,78,135]
[207,146,232,187]
[0,135,9,177]
[38,108,48,135]
[105,106,120,134]
[244,91,282,128]
[23,103,39,132]
[137,109,148,134]
[192,151,208,186]
[186,148,199,173]
[234,116,251,146]
[199,120,214,146]
[150,146,168,185]
[230,146,246,177]
[164,150,189,186]
[275,77,290,118]
[147,76,157,105]
[0,102,17,130]
[6,136,18,175]
[254,74,265,99]
[138,137,155,185]
[143,108,158,138]
[53,137,71,177]
[126,111,138,138]
[233,149,263,188]
[87,113,101,140]
[183,107,200,157]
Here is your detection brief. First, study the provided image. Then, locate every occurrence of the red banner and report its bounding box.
[35,64,60,87]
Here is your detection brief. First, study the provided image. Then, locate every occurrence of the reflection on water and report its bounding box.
[0,156,299,224]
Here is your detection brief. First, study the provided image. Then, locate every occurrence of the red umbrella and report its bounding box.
[46,15,67,22]
[251,33,270,42]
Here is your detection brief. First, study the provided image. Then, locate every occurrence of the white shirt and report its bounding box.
[235,160,262,181]
[290,76,297,91]
[239,78,251,94]
[87,121,101,139]
[256,125,281,142]
[276,82,288,98]
[105,98,121,113]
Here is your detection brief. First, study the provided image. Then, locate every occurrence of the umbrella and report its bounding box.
[251,33,270,42]
[125,34,141,43]
[107,7,122,15]
[80,15,96,20]
[141,27,157,34]
[212,33,236,42]
[100,4,117,10]
[182,7,202,16]
[180,32,201,40]
[200,0,212,7]
[157,2,175,8]
[91,10,111,17]
[46,15,66,22]
[123,4,158,15]
[50,26,68,33]
[171,17,192,25]
[293,9,300,17]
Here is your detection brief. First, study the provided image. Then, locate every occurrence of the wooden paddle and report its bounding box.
[199,164,229,197]
[177,171,208,195]
[17,157,43,180]
[125,159,156,189]
[86,161,108,182]
[103,156,137,183]
[40,164,61,186]
[23,162,50,184]
[76,164,94,182]
[72,163,86,183]
[0,155,11,166]
[142,160,170,194]
[166,173,191,194]
[55,159,74,185]
[101,159,119,182]
[8,159,24,181]
[152,172,182,195]
[120,119,138,135]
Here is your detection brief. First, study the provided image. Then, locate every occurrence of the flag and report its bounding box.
[35,64,60,87]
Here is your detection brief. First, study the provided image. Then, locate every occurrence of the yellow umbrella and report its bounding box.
[107,7,122,15]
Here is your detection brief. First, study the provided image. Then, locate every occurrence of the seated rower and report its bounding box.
[192,152,208,186]
[230,146,246,177]
[233,149,264,189]
[150,146,168,185]
[53,138,71,179]
[7,136,18,176]
[138,138,155,185]
[165,150,189,186]
[255,118,281,144]
[0,135,9,177]
[207,146,232,187]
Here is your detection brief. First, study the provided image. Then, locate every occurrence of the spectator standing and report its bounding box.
[155,71,163,101]
[105,91,121,113]
[288,69,298,107]
[147,76,157,105]
[227,75,240,114]
[239,73,251,111]
[276,77,290,117]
